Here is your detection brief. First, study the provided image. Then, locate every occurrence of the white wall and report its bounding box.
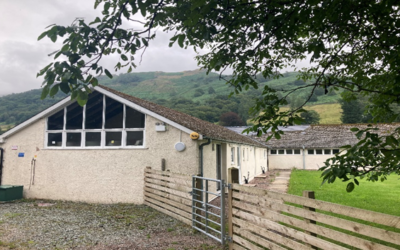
[1,116,198,204]
[268,149,338,170]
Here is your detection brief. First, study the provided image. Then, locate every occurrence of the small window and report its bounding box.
[126,106,145,128]
[86,132,101,147]
[278,149,285,154]
[48,109,64,130]
[127,131,143,146]
[243,149,245,161]
[286,149,293,154]
[324,149,331,155]
[66,133,81,147]
[85,92,103,129]
[231,147,235,163]
[294,149,301,154]
[308,149,314,155]
[48,133,62,147]
[332,149,340,154]
[316,149,323,155]
[66,102,83,129]
[105,96,123,129]
[106,132,122,146]
[270,149,277,154]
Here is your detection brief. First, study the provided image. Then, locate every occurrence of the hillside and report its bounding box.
[0,70,343,133]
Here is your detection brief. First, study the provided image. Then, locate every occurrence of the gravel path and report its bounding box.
[0,199,224,250]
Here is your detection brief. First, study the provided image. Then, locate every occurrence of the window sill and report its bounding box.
[43,147,149,150]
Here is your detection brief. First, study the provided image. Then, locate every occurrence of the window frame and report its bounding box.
[45,95,146,149]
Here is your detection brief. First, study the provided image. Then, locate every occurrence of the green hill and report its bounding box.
[0,70,343,133]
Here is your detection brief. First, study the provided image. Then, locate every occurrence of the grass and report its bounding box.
[287,169,400,216]
[279,103,342,124]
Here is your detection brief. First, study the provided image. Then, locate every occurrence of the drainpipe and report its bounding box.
[0,147,3,185]
[199,138,211,177]
[302,145,306,170]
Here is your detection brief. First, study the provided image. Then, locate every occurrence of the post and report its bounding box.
[303,190,317,249]
[144,167,151,203]
[228,168,234,250]
[193,175,203,229]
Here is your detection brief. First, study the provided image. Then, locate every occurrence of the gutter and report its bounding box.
[0,147,3,185]
[199,138,212,176]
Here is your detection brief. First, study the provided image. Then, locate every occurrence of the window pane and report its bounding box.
[126,106,145,128]
[308,149,314,154]
[48,133,62,147]
[66,102,83,129]
[85,92,103,129]
[66,133,81,147]
[316,149,323,154]
[48,109,64,130]
[286,149,293,154]
[270,149,277,154]
[105,97,123,129]
[294,149,301,154]
[333,149,340,154]
[126,131,143,146]
[86,132,101,147]
[106,132,121,146]
[324,149,331,154]
[278,149,285,154]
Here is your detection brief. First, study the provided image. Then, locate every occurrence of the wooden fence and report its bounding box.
[228,183,400,250]
[143,167,193,225]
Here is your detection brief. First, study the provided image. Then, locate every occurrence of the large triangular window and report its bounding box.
[46,92,145,148]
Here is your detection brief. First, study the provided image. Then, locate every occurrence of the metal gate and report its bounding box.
[191,176,227,244]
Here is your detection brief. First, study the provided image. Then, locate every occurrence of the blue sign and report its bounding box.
[18,153,24,157]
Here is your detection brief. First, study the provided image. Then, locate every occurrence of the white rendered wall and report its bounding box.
[1,116,198,204]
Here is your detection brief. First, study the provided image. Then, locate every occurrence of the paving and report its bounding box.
[267,170,291,193]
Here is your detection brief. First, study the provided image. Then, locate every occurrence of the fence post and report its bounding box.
[303,190,317,249]
[228,168,234,250]
[193,175,203,229]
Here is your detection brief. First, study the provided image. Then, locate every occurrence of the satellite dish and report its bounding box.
[175,142,186,152]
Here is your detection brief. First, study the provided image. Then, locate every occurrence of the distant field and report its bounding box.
[277,103,342,124]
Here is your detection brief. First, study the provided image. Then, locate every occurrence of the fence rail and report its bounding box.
[144,167,193,225]
[229,183,400,250]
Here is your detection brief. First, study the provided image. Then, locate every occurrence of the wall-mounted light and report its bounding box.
[155,122,166,132]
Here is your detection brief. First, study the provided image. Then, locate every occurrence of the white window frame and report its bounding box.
[45,95,146,149]
[231,147,235,164]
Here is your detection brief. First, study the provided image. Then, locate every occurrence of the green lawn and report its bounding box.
[287,170,400,216]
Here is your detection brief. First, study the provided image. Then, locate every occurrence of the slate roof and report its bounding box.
[227,123,400,149]
[99,85,266,147]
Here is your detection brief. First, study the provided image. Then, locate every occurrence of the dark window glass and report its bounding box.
[278,149,285,154]
[333,149,340,154]
[48,133,62,147]
[66,133,81,147]
[324,149,331,155]
[308,149,314,154]
[126,107,145,128]
[86,132,101,147]
[126,131,143,146]
[294,149,301,154]
[48,109,64,130]
[66,102,83,129]
[106,132,122,146]
[270,149,277,154]
[105,97,123,129]
[85,92,103,129]
[286,149,293,154]
[316,149,323,154]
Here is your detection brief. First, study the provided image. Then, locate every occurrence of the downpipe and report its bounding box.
[199,138,211,177]
[0,147,3,185]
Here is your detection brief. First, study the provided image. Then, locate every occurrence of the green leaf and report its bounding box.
[178,34,185,48]
[41,85,50,100]
[104,69,113,79]
[354,179,359,186]
[350,128,359,132]
[346,182,355,193]
[59,82,70,94]
[142,38,148,47]
[121,54,128,61]
[49,84,59,97]
[37,31,47,41]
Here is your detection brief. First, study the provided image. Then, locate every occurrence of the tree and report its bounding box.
[219,112,246,126]
[300,110,320,125]
[38,0,400,191]
[208,87,215,95]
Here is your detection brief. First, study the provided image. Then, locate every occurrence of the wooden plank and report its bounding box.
[234,226,289,250]
[233,191,400,246]
[144,187,192,206]
[303,191,317,249]
[145,177,192,193]
[144,191,192,214]
[232,232,266,250]
[144,201,191,225]
[233,208,348,250]
[145,168,193,180]
[144,182,192,200]
[233,217,312,250]
[145,173,192,187]
[233,201,396,250]
[232,243,247,250]
[145,196,192,221]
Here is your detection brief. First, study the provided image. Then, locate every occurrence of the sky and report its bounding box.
[0,1,203,96]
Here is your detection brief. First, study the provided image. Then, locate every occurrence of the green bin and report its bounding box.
[0,185,23,201]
